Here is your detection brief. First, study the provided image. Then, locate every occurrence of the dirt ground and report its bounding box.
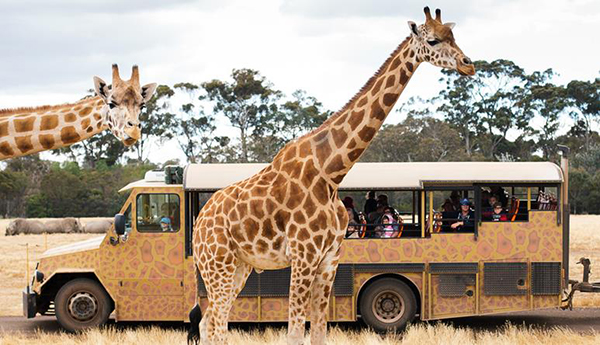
[0,215,599,317]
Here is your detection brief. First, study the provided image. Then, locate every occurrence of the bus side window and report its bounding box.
[136,193,181,232]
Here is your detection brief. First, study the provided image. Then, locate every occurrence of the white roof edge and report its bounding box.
[182,162,563,191]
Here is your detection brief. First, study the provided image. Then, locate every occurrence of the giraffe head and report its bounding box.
[408,7,475,76]
[93,64,157,146]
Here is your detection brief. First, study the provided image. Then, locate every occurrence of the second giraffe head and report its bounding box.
[93,64,157,146]
[408,6,475,76]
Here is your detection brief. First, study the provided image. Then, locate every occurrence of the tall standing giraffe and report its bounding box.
[0,64,157,161]
[189,7,475,345]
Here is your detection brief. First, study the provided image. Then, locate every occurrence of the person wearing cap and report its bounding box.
[160,217,172,232]
[450,198,474,232]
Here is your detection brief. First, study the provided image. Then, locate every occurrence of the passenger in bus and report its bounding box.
[482,194,499,220]
[449,190,461,210]
[364,191,378,216]
[380,213,400,238]
[491,202,508,222]
[441,199,457,231]
[377,194,389,207]
[490,186,509,206]
[160,217,173,232]
[345,207,360,238]
[367,202,386,237]
[342,196,360,223]
[450,198,474,232]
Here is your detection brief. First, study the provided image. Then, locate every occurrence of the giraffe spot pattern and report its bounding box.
[0,142,14,156]
[40,115,59,131]
[39,134,55,149]
[14,117,35,133]
[60,126,81,144]
[0,121,8,137]
[383,93,399,107]
[79,107,93,117]
[15,136,33,153]
[64,113,77,123]
[348,110,364,131]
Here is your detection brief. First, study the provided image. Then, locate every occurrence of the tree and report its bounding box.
[361,115,467,162]
[131,85,176,162]
[201,69,281,162]
[0,169,28,217]
[248,89,329,162]
[566,77,600,147]
[522,69,568,160]
[438,59,536,159]
[173,83,230,163]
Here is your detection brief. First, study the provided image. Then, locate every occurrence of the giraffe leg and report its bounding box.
[287,259,316,345]
[309,247,341,345]
[202,257,253,345]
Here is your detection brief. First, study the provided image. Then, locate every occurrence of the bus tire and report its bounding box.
[55,278,111,332]
[359,278,416,333]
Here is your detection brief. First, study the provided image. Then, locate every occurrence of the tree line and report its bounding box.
[0,60,598,217]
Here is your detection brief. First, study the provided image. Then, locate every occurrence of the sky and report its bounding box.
[0,0,598,164]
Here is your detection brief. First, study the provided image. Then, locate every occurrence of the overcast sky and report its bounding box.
[0,0,598,163]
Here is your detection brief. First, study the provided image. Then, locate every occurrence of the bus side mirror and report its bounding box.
[114,214,126,236]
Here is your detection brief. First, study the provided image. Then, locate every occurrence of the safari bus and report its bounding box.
[24,149,580,332]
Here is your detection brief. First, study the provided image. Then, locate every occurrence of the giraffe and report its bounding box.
[189,7,475,345]
[0,64,157,161]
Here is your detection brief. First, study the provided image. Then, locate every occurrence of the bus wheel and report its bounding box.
[359,278,416,333]
[55,278,111,332]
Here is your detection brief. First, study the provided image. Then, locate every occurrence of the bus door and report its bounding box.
[113,192,185,321]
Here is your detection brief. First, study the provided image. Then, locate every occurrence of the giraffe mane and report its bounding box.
[0,96,101,117]
[298,36,412,141]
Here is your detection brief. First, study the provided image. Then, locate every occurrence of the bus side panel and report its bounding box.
[117,295,183,321]
[339,212,561,264]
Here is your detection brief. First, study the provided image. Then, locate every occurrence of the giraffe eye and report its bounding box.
[140,103,146,110]
[427,40,440,46]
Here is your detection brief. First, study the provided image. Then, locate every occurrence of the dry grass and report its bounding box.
[0,231,100,317]
[1,323,599,345]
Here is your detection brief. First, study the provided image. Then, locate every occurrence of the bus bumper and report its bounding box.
[23,288,37,318]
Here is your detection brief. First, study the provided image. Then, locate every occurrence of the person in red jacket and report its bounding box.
[491,202,508,222]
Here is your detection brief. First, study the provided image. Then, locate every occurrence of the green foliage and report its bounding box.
[201,69,282,162]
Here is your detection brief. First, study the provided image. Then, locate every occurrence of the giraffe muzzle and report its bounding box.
[456,57,475,76]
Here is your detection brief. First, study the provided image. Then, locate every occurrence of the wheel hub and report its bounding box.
[372,291,405,323]
[68,292,98,321]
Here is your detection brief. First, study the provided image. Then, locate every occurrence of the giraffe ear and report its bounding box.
[93,76,110,102]
[444,22,456,30]
[140,83,158,103]
[408,21,418,36]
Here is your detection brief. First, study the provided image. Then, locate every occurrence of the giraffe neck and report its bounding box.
[0,97,108,160]
[279,36,421,185]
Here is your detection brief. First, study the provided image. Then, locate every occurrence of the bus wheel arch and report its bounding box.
[39,272,114,320]
[356,273,421,332]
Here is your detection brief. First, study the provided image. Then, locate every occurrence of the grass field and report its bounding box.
[1,215,600,344]
[1,322,599,345]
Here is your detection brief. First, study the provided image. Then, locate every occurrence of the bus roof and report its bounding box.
[178,162,563,191]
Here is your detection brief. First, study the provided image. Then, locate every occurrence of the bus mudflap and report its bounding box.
[22,287,37,318]
[562,258,600,310]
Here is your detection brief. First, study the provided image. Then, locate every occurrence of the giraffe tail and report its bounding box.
[187,303,202,345]
[187,267,202,345]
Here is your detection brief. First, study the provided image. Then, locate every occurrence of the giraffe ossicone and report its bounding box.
[0,64,157,161]
[189,6,475,345]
